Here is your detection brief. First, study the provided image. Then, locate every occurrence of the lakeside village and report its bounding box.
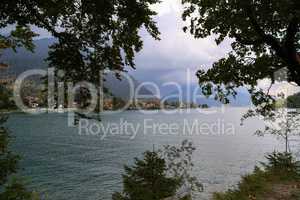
[0,72,209,112]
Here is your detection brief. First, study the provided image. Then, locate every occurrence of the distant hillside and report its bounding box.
[0,38,55,75]
[0,38,154,100]
[163,85,251,107]
[0,38,252,106]
[104,72,155,100]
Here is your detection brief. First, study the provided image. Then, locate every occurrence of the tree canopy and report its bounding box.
[0,85,15,110]
[0,31,38,200]
[182,0,300,107]
[113,140,203,200]
[112,151,181,200]
[0,0,160,82]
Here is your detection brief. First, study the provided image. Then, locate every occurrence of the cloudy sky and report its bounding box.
[130,0,232,85]
[131,0,299,96]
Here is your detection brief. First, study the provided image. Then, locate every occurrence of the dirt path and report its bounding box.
[264,183,300,200]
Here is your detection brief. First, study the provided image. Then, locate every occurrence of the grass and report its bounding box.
[212,152,300,200]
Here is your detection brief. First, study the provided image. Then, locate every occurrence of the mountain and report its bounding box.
[0,38,154,100]
[104,72,155,100]
[163,85,251,107]
[0,38,55,75]
[0,37,251,106]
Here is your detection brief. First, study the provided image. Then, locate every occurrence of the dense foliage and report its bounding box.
[112,151,181,200]
[0,0,160,83]
[182,0,300,110]
[0,116,18,186]
[0,29,38,199]
[0,86,16,110]
[113,140,202,200]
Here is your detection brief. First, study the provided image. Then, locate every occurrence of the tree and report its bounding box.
[160,140,203,194]
[0,30,38,200]
[0,116,19,187]
[1,0,160,120]
[112,151,181,200]
[0,85,16,110]
[0,0,160,83]
[256,108,300,153]
[182,0,300,112]
[113,141,202,200]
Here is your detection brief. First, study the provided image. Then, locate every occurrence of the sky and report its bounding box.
[130,0,232,85]
[136,0,299,96]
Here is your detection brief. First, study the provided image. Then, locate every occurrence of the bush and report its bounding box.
[112,151,181,200]
[213,152,300,200]
[113,140,202,200]
[262,152,300,180]
[0,86,16,110]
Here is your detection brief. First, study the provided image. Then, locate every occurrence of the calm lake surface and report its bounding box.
[7,108,286,200]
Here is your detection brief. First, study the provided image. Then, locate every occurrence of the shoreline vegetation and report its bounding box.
[213,152,300,200]
[111,141,300,200]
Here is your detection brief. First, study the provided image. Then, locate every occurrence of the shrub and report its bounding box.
[113,140,202,200]
[262,152,300,180]
[213,152,300,200]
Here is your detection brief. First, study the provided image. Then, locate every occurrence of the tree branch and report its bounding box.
[284,16,300,66]
[242,5,300,85]
[24,2,61,39]
[244,7,285,58]
[285,17,299,49]
[234,33,263,46]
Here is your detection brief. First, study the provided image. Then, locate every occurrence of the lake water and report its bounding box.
[6,108,286,200]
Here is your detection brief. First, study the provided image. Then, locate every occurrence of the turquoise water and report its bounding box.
[7,108,284,200]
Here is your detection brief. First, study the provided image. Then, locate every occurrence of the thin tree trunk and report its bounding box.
[285,131,288,153]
